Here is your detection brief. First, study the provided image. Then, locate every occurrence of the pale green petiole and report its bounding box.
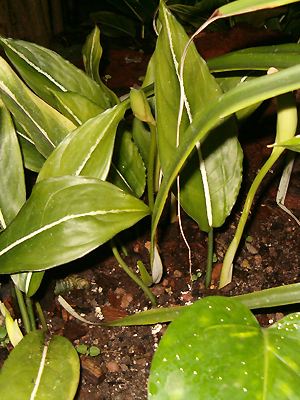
[205,228,214,288]
[111,240,156,305]
[220,90,298,288]
[219,147,284,288]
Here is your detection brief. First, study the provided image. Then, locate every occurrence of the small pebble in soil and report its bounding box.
[120,293,133,309]
[265,266,273,274]
[95,306,104,320]
[245,243,258,254]
[106,360,120,372]
[173,270,183,278]
[180,291,193,303]
[241,259,250,270]
[254,255,262,266]
[151,285,165,296]
[151,324,163,335]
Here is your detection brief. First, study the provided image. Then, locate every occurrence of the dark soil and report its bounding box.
[0,29,299,400]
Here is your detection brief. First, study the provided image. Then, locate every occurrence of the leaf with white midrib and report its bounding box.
[0,330,80,400]
[30,342,48,400]
[37,102,127,181]
[0,209,142,258]
[0,36,118,109]
[0,56,76,158]
[155,2,242,232]
[0,176,149,274]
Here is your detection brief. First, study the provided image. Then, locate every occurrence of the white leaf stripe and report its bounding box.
[29,342,48,400]
[0,208,144,257]
[54,97,82,125]
[89,29,97,80]
[17,129,35,144]
[111,162,134,192]
[0,80,55,148]
[0,209,6,230]
[25,272,33,293]
[3,40,66,91]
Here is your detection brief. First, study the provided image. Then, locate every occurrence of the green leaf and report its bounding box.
[50,90,104,126]
[208,44,300,72]
[0,104,45,295]
[130,87,155,125]
[82,26,119,106]
[89,346,101,357]
[82,25,103,83]
[155,2,242,231]
[272,135,300,152]
[107,305,184,326]
[0,302,23,347]
[132,118,151,169]
[216,75,261,120]
[11,271,45,297]
[149,296,300,399]
[108,128,146,198]
[0,37,118,110]
[0,99,26,226]
[0,330,79,400]
[0,56,76,158]
[75,344,88,355]
[106,282,300,327]
[152,63,300,249]
[216,0,300,16]
[37,102,127,181]
[18,134,46,172]
[91,11,137,38]
[0,176,149,274]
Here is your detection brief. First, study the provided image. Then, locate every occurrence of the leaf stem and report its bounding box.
[220,147,284,288]
[25,296,36,330]
[205,228,214,288]
[111,240,156,305]
[14,286,31,334]
[36,301,47,331]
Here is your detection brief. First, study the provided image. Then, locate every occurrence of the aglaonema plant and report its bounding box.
[150,0,300,286]
[0,0,299,397]
[0,24,150,399]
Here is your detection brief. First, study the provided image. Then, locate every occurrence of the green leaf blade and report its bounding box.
[152,63,300,242]
[0,100,26,226]
[108,129,146,198]
[208,44,300,72]
[149,297,300,399]
[0,37,118,110]
[91,11,137,38]
[217,0,300,17]
[0,56,76,158]
[38,103,127,181]
[0,176,149,274]
[50,90,104,126]
[0,331,80,400]
[272,135,300,152]
[155,2,242,231]
[17,133,46,172]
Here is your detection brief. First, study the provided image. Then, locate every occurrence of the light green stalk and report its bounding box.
[220,90,298,288]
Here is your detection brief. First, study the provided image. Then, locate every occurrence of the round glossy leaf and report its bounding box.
[149,296,300,399]
[0,330,80,400]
